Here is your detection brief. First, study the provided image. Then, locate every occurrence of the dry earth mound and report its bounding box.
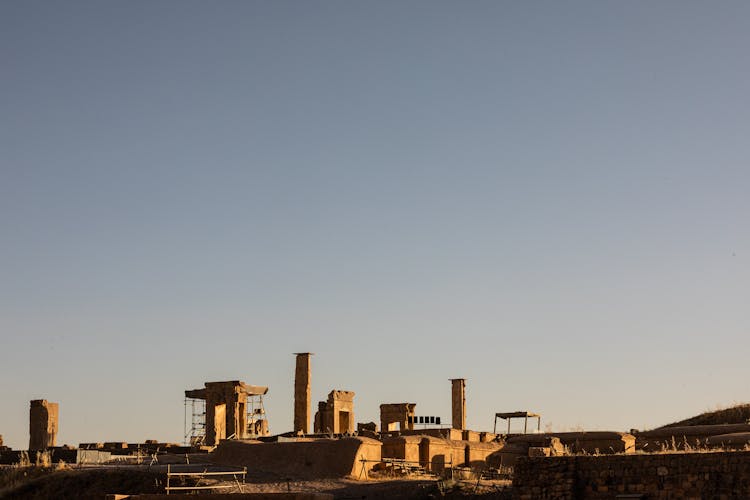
[0,468,162,500]
[658,403,750,428]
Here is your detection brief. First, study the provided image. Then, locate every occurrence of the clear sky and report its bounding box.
[1,1,749,449]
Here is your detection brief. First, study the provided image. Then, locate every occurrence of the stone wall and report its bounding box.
[509,431,634,456]
[418,436,453,472]
[397,428,463,441]
[210,437,382,480]
[514,450,750,499]
[0,447,79,464]
[489,433,629,468]
[382,435,422,464]
[465,441,506,468]
[382,435,503,473]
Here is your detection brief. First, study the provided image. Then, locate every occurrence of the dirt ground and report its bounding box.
[0,465,511,499]
[233,476,511,498]
[0,466,162,499]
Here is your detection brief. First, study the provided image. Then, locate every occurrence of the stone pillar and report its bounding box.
[293,353,312,434]
[212,403,227,443]
[204,393,218,446]
[29,399,58,451]
[203,381,248,445]
[450,379,466,430]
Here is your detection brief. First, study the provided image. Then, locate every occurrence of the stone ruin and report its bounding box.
[188,363,498,478]
[5,353,750,499]
[313,390,355,434]
[380,402,416,432]
[451,378,466,430]
[293,352,312,434]
[184,380,269,446]
[13,352,741,486]
[29,399,58,451]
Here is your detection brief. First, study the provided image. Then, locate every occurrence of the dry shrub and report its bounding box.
[35,451,52,467]
[16,451,30,467]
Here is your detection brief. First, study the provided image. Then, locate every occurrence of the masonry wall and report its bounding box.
[381,435,504,473]
[510,431,635,455]
[465,441,505,468]
[419,436,452,472]
[398,428,463,441]
[513,451,750,499]
[210,437,382,480]
[382,435,421,464]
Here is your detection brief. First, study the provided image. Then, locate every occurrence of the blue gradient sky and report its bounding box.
[1,1,749,449]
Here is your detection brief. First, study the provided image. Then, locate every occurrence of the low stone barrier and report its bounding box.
[513,450,750,499]
[210,437,381,480]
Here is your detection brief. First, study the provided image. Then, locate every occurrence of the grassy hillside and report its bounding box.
[658,404,750,429]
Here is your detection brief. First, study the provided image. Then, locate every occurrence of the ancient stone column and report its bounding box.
[450,379,466,430]
[29,399,58,451]
[293,353,312,434]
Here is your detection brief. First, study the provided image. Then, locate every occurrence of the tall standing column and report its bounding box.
[450,379,466,430]
[293,353,312,434]
[29,399,58,451]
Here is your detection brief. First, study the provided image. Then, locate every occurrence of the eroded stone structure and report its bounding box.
[380,403,416,433]
[212,437,382,480]
[381,435,504,472]
[357,422,377,433]
[450,378,466,430]
[294,353,312,434]
[29,399,58,451]
[314,390,355,434]
[185,381,269,446]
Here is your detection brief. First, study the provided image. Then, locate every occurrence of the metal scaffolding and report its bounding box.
[246,394,268,437]
[183,392,269,444]
[184,397,206,445]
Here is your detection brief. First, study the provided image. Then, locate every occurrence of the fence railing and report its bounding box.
[357,457,453,479]
[165,464,247,495]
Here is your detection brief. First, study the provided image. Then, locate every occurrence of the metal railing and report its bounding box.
[357,457,453,480]
[165,464,247,495]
